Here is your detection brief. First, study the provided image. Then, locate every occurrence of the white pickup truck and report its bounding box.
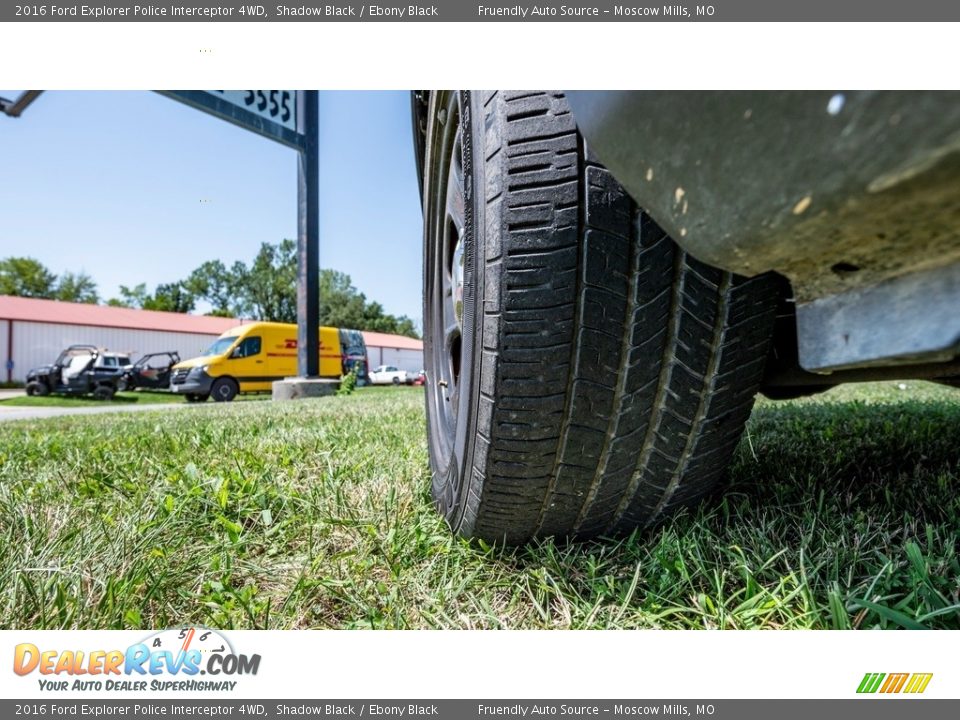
[368,365,411,385]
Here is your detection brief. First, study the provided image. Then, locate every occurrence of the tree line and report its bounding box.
[0,239,419,338]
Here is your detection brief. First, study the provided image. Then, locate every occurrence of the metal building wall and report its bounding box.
[9,322,221,383]
[5,319,425,383]
[368,346,423,374]
[0,320,10,384]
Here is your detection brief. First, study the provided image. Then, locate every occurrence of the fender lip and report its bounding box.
[566,90,960,301]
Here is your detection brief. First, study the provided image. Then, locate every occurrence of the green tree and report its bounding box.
[109,281,194,313]
[391,315,419,338]
[318,269,369,329]
[183,240,420,337]
[143,282,195,313]
[110,283,150,309]
[185,260,236,317]
[55,271,99,304]
[244,239,298,323]
[0,256,57,298]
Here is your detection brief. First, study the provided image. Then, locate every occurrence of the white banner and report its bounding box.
[1,630,954,700]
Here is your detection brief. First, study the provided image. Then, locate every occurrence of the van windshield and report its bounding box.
[201,337,238,357]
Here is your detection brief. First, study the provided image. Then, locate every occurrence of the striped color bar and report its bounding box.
[880,673,909,693]
[857,673,885,693]
[857,672,933,694]
[904,674,934,694]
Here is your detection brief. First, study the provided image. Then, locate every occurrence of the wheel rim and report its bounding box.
[427,92,467,459]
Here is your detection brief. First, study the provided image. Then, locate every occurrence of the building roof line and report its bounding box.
[0,295,423,350]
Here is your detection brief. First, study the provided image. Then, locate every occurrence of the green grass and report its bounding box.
[0,382,957,630]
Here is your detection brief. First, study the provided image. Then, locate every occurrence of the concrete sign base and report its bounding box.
[272,377,339,401]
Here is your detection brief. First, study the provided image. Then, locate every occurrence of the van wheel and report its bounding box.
[26,381,49,397]
[211,378,238,402]
[422,91,779,544]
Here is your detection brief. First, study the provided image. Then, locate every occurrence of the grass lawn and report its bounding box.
[0,382,957,630]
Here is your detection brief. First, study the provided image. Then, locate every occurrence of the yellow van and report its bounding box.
[169,322,368,402]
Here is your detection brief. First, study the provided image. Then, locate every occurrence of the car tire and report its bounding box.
[392,376,401,385]
[422,90,780,544]
[25,381,49,397]
[93,385,115,401]
[211,378,238,403]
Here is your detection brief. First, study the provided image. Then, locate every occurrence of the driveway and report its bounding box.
[0,401,198,423]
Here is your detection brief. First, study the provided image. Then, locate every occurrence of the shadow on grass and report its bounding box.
[731,398,960,522]
[491,397,960,629]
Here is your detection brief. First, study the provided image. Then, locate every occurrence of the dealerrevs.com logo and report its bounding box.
[13,627,260,692]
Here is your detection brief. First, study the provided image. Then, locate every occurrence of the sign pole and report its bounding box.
[157,89,336,398]
[297,90,320,378]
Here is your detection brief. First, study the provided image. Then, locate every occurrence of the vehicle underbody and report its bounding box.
[564,91,960,396]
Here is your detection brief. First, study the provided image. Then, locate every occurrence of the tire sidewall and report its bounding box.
[423,90,485,537]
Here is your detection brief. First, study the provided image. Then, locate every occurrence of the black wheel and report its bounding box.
[25,381,49,397]
[392,376,401,385]
[93,385,115,401]
[185,393,209,403]
[210,378,238,402]
[422,91,780,544]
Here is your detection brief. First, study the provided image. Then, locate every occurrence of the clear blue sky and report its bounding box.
[0,90,423,327]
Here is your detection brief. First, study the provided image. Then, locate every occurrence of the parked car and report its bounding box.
[25,345,130,400]
[369,365,410,385]
[412,90,960,545]
[170,322,369,402]
[411,370,426,386]
[119,351,180,391]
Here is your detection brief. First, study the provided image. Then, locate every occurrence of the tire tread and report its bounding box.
[442,91,778,543]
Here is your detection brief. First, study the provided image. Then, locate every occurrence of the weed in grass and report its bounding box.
[0,383,957,629]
